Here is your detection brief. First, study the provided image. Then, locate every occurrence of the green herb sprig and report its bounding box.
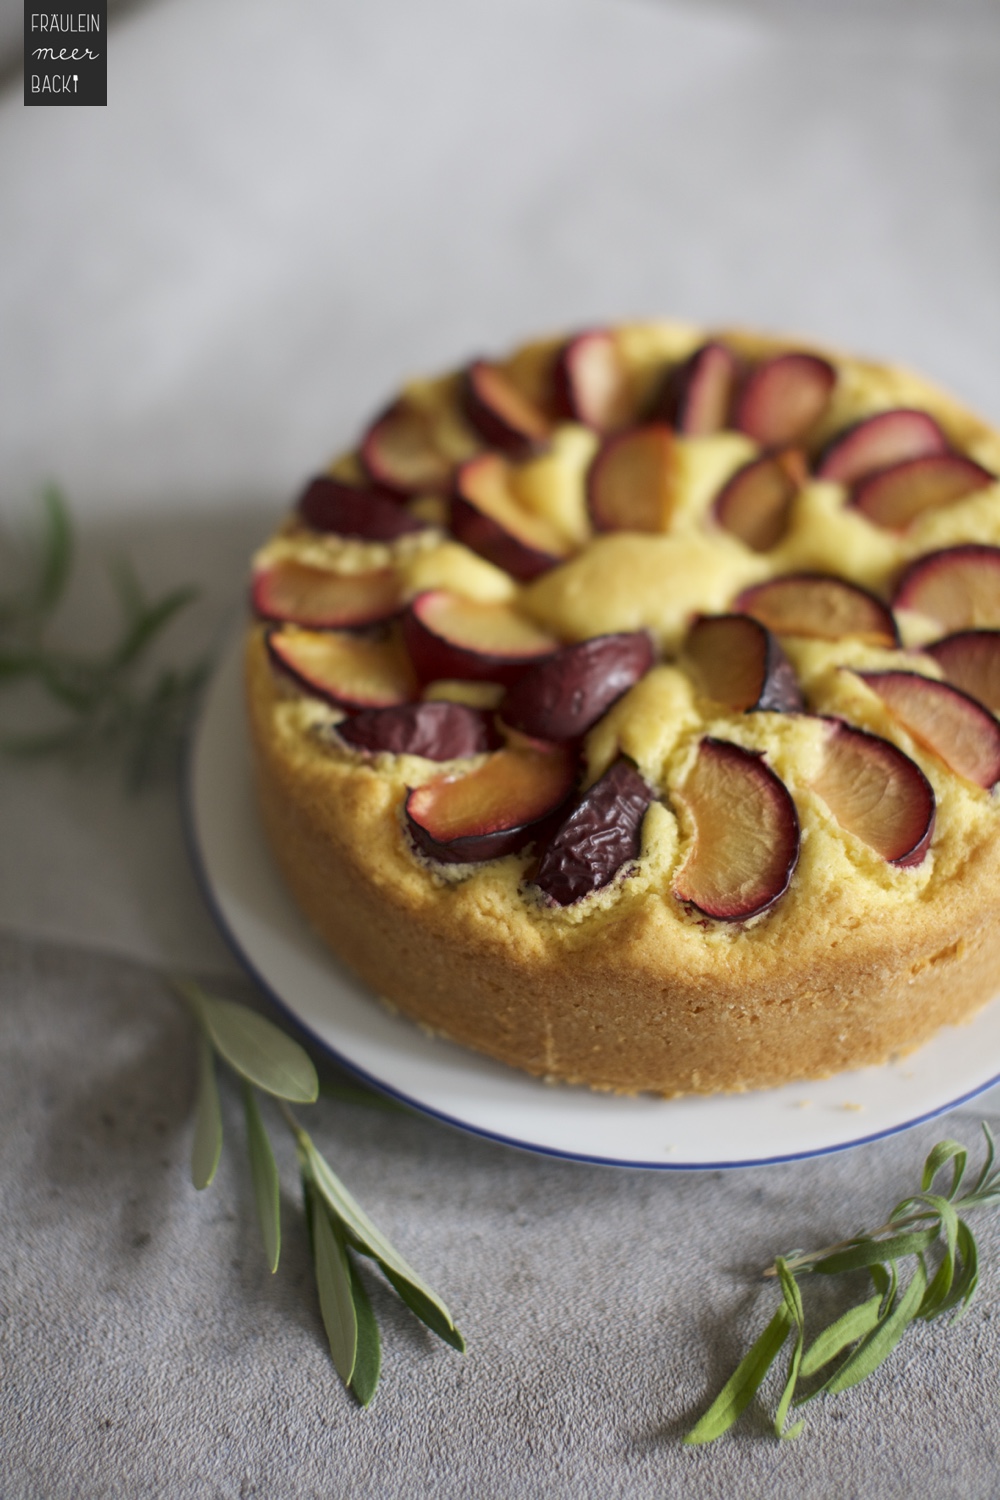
[685,1126,1000,1445]
[179,980,464,1407]
[0,487,207,787]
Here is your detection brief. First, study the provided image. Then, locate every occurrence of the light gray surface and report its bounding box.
[4,929,1000,1499]
[5,0,1000,1492]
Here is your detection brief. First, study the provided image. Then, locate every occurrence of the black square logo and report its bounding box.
[24,3,107,106]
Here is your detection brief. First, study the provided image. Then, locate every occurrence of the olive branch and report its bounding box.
[0,486,207,787]
[180,980,464,1407]
[686,1126,1000,1444]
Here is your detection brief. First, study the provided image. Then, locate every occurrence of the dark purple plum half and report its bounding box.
[297,475,425,541]
[501,632,654,742]
[531,757,654,906]
[336,701,500,760]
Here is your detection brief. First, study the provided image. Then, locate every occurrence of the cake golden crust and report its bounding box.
[247,634,1000,1094]
[246,322,1000,1095]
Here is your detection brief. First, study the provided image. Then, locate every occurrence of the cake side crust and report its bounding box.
[247,633,1000,1095]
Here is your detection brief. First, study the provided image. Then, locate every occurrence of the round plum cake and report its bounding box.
[246,321,1000,1095]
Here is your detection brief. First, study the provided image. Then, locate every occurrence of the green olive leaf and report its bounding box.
[810,1228,936,1276]
[347,1258,382,1408]
[305,1179,357,1386]
[935,1217,979,1321]
[773,1260,806,1440]
[191,1031,223,1190]
[821,1260,928,1397]
[918,1198,960,1321]
[35,485,73,617]
[382,1269,466,1353]
[242,1082,281,1273]
[684,1305,792,1446]
[302,1136,462,1349]
[922,1139,968,1198]
[181,983,318,1103]
[798,1292,884,1380]
[969,1124,997,1199]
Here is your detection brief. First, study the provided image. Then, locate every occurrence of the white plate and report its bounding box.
[186,629,1000,1170]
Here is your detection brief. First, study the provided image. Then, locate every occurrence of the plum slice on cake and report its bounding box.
[266,627,417,710]
[361,399,456,496]
[851,669,1000,791]
[403,591,558,685]
[925,631,1000,712]
[451,453,571,581]
[655,341,737,435]
[501,633,654,741]
[531,757,654,906]
[681,614,802,714]
[816,409,948,484]
[405,744,576,863]
[587,426,677,533]
[553,329,635,433]
[462,360,551,458]
[735,574,899,646]
[810,719,935,867]
[733,352,836,449]
[712,450,804,553]
[893,546,1000,632]
[336,701,499,760]
[851,454,994,531]
[253,561,403,629]
[672,739,800,921]
[297,475,428,541]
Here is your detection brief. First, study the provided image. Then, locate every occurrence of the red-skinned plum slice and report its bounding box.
[252,560,403,629]
[462,360,551,457]
[297,475,427,541]
[657,341,737,435]
[925,631,1000,712]
[816,409,948,485]
[403,590,559,685]
[361,400,455,496]
[501,632,654,741]
[531,757,654,906]
[852,453,995,530]
[552,330,634,433]
[893,545,1000,631]
[736,573,899,645]
[266,627,417,710]
[811,719,935,866]
[336,701,499,759]
[451,453,570,581]
[673,738,799,921]
[682,614,803,713]
[852,669,1000,790]
[587,425,677,533]
[405,744,576,863]
[734,353,836,448]
[712,449,805,552]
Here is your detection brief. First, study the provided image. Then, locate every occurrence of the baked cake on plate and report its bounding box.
[245,321,1000,1095]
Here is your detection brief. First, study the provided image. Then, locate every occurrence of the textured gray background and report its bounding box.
[5,932,1000,1498]
[5,0,1000,1493]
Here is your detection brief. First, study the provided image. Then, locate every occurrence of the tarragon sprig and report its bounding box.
[178,980,464,1407]
[685,1125,1000,1444]
[0,487,207,787]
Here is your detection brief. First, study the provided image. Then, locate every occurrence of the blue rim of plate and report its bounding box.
[182,627,1000,1171]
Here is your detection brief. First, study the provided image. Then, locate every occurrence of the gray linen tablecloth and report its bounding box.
[4,0,1000,1493]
